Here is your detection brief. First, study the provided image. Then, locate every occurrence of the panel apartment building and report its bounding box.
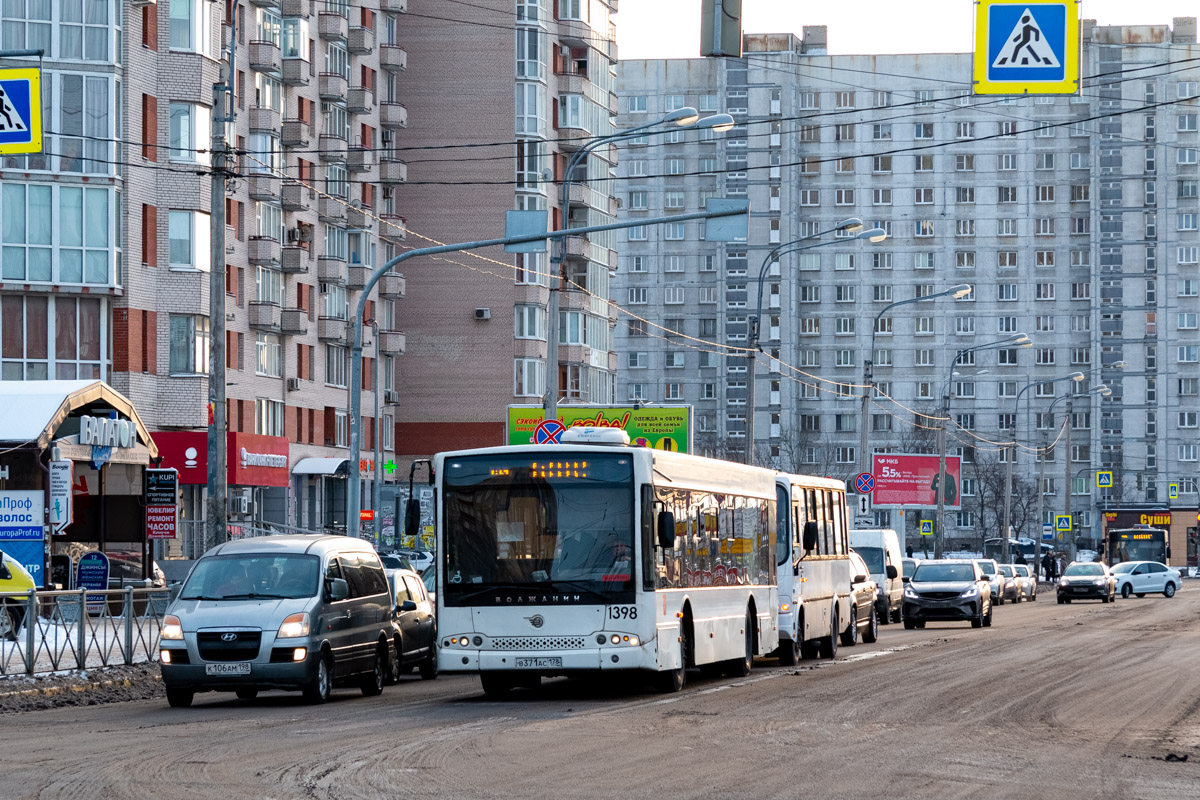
[614,20,1200,551]
[393,0,620,456]
[0,0,414,547]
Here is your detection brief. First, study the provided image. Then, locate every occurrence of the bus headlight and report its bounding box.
[780,603,790,613]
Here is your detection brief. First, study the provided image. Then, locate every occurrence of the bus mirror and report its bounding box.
[404,498,421,539]
[886,565,899,580]
[802,521,819,553]
[657,511,676,549]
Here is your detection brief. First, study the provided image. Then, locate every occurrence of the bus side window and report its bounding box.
[641,485,655,592]
[776,484,790,566]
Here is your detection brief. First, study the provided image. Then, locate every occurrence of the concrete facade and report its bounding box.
[615,21,1200,555]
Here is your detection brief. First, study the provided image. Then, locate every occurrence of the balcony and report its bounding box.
[346,205,368,229]
[281,308,308,336]
[378,330,406,355]
[347,86,374,114]
[347,146,374,173]
[318,196,347,224]
[558,73,584,96]
[317,11,348,41]
[379,102,408,129]
[281,181,306,211]
[281,0,308,17]
[347,264,369,289]
[248,105,281,133]
[558,18,592,47]
[247,174,279,202]
[318,317,348,342]
[318,134,347,162]
[348,26,374,54]
[281,57,310,86]
[281,246,307,273]
[319,73,347,101]
[248,41,281,74]
[379,158,407,183]
[248,0,280,7]
[379,215,407,243]
[379,44,407,72]
[556,122,588,152]
[248,301,282,332]
[379,272,406,298]
[248,236,281,267]
[281,119,310,148]
[380,0,408,12]
[317,256,346,284]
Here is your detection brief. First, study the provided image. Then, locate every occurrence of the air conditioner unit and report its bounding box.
[384,390,399,404]
[474,308,491,320]
[286,377,300,391]
[232,495,251,516]
[286,227,301,243]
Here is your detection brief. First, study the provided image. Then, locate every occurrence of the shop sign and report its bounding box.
[145,469,178,540]
[153,432,290,487]
[0,490,44,581]
[49,460,73,534]
[79,415,138,448]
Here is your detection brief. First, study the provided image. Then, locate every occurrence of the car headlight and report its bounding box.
[903,585,918,599]
[1058,579,1068,587]
[277,613,310,639]
[162,615,183,641]
[960,586,979,599]
[1093,578,1106,586]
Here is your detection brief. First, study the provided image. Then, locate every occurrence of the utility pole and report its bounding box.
[1063,398,1073,562]
[935,392,948,559]
[372,321,383,550]
[207,5,239,551]
[1037,429,1047,569]
[1001,439,1015,564]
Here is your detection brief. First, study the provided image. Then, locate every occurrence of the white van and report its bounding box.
[849,529,904,625]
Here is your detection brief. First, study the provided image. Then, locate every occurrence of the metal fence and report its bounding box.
[0,588,171,677]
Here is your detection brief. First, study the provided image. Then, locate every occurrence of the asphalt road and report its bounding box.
[8,588,1199,799]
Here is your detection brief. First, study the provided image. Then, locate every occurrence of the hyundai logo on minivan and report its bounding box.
[221,633,238,642]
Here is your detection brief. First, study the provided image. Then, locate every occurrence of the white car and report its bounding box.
[1110,561,1182,599]
[396,549,434,572]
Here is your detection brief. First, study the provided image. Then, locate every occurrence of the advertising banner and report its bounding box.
[152,432,290,487]
[507,405,692,453]
[872,454,962,508]
[48,460,73,534]
[0,490,45,583]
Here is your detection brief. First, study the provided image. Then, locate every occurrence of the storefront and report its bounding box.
[1102,507,1197,567]
[153,431,290,555]
[0,380,158,588]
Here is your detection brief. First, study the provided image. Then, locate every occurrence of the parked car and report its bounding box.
[0,551,35,641]
[388,568,438,682]
[160,535,399,708]
[902,559,993,629]
[1110,561,1182,599]
[973,558,1006,605]
[996,564,1023,603]
[901,557,921,580]
[396,549,434,572]
[1012,563,1037,601]
[380,553,415,572]
[842,550,879,646]
[849,529,904,624]
[421,563,436,605]
[1056,561,1117,604]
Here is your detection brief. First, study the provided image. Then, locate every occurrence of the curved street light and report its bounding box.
[1038,384,1111,562]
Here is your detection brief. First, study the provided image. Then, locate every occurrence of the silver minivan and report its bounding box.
[159,535,396,707]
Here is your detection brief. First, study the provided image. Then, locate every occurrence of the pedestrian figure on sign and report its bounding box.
[0,87,14,130]
[1003,14,1043,65]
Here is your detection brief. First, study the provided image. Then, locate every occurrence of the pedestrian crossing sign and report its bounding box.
[1169,483,1179,500]
[920,520,933,535]
[1096,471,1113,489]
[1055,514,1072,532]
[0,68,42,155]
[974,1,1080,95]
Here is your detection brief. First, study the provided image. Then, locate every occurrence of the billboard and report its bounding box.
[872,454,961,508]
[507,405,692,453]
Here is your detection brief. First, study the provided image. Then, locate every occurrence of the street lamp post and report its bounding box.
[1041,385,1109,563]
[1001,372,1084,565]
[744,220,887,465]
[935,334,1031,558]
[858,283,971,484]
[545,109,734,423]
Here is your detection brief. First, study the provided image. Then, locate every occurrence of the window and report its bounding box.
[255,333,282,378]
[1180,247,1200,266]
[835,188,855,206]
[998,153,1017,170]
[915,155,934,171]
[1036,283,1055,301]
[955,155,975,171]
[169,315,210,374]
[1071,152,1090,169]
[1179,149,1199,166]
[255,398,284,437]
[955,187,975,204]
[627,95,647,113]
[1179,213,1199,231]
[835,91,854,108]
[664,287,685,305]
[169,103,211,164]
[1037,218,1055,236]
[872,124,892,140]
[171,0,214,54]
[799,190,820,207]
[999,121,1017,136]
[514,357,544,397]
[998,284,1018,301]
[914,188,934,205]
[914,123,934,139]
[956,122,975,139]
[1036,153,1055,170]
[956,219,975,237]
[324,344,348,387]
[873,91,891,108]
[998,251,1018,269]
[915,220,935,238]
[957,251,976,269]
[664,223,685,240]
[169,210,210,270]
[873,156,892,173]
[627,191,647,210]
[914,253,935,270]
[998,186,1017,204]
[514,304,546,340]
[1073,282,1092,300]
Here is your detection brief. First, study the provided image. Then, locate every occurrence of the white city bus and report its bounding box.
[774,473,855,665]
[434,428,779,695]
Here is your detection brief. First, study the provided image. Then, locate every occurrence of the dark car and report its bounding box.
[388,568,438,682]
[902,559,993,629]
[842,550,879,646]
[1056,562,1117,603]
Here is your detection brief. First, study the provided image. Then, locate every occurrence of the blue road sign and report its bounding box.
[974,1,1079,95]
[0,68,43,154]
[855,472,875,493]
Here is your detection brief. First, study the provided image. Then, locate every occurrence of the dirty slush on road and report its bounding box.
[0,664,163,714]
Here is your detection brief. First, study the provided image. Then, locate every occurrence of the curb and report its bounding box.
[0,674,161,701]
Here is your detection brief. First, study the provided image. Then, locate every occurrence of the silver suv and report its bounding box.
[973,558,1007,605]
[902,559,993,629]
[160,535,397,708]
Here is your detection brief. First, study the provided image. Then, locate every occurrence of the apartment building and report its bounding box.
[393,0,620,456]
[615,20,1200,551]
[0,0,413,548]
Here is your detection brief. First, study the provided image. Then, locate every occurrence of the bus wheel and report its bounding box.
[656,627,687,693]
[480,672,515,698]
[725,612,754,678]
[818,607,838,659]
[778,638,800,667]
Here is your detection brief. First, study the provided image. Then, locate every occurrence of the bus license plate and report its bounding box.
[515,657,561,669]
[205,662,251,676]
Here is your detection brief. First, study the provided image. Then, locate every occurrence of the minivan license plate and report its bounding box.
[205,662,251,676]
[515,657,561,669]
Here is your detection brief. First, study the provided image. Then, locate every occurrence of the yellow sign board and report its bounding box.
[0,68,43,154]
[974,1,1080,95]
[920,520,933,535]
[1055,514,1072,532]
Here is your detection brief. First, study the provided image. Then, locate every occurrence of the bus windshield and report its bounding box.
[1108,529,1167,565]
[442,453,635,605]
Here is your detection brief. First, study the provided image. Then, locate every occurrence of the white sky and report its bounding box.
[616,1,1199,59]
